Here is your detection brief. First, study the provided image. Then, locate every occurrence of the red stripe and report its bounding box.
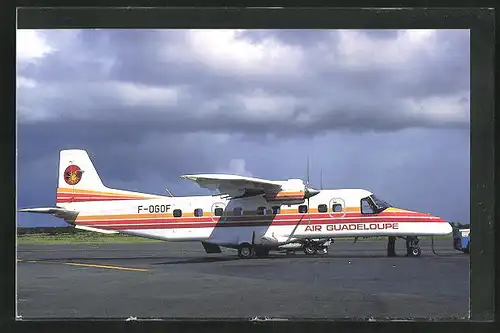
[57,196,145,202]
[78,217,442,230]
[75,211,434,224]
[57,193,143,198]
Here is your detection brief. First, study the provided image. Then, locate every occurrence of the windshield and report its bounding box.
[370,194,391,212]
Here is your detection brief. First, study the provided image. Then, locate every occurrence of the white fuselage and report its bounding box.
[62,189,453,247]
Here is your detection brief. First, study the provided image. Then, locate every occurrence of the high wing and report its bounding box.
[180,174,283,198]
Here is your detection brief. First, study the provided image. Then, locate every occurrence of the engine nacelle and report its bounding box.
[264,179,318,203]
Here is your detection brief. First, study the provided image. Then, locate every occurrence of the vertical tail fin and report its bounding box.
[58,149,106,191]
[56,149,160,205]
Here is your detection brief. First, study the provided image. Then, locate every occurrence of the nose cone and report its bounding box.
[304,187,320,198]
[433,216,453,235]
[443,221,453,234]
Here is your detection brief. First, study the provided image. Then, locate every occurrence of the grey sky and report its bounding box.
[16,29,470,227]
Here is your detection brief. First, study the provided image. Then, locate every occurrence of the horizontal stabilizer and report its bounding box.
[201,241,222,254]
[18,207,78,220]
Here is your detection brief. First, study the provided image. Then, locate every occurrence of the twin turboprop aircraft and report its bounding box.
[19,149,453,258]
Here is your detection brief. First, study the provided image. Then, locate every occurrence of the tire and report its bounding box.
[304,244,317,255]
[410,247,422,257]
[238,243,253,258]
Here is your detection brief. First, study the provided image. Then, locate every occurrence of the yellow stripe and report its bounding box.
[63,262,148,272]
[77,206,362,221]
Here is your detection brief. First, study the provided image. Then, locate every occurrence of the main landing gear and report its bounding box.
[237,243,270,259]
[303,239,331,255]
[386,236,422,257]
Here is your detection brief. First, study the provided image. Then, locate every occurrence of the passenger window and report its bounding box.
[271,206,280,214]
[233,207,243,216]
[332,204,342,212]
[194,208,203,217]
[214,207,223,216]
[257,206,267,215]
[318,204,327,213]
[298,205,308,214]
[173,209,182,217]
[361,198,375,214]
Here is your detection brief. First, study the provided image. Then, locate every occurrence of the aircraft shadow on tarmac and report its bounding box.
[19,250,464,264]
[19,256,189,262]
[150,252,466,265]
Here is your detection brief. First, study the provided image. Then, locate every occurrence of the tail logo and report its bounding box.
[64,165,83,185]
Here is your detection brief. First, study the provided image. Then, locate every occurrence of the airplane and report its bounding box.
[18,149,453,259]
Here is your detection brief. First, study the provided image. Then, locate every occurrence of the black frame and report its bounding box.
[6,4,495,333]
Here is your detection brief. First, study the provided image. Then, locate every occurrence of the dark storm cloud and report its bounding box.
[16,29,470,227]
[17,29,469,134]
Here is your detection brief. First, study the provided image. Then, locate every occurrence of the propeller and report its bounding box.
[306,156,310,224]
[304,156,320,200]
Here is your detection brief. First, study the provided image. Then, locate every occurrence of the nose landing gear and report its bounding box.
[406,236,422,257]
[387,236,422,257]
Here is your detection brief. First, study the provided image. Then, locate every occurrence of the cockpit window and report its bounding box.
[360,194,391,214]
[361,198,375,214]
[371,194,391,211]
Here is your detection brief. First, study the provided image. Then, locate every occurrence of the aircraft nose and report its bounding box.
[442,221,453,234]
[433,216,453,234]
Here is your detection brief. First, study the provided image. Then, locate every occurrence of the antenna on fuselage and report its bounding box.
[165,188,174,197]
[320,169,323,190]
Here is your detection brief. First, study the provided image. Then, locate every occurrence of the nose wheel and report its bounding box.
[406,236,422,257]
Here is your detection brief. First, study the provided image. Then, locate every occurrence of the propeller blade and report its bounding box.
[307,196,311,225]
[306,155,310,186]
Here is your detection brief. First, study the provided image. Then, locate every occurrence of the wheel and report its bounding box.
[304,244,317,255]
[238,243,253,258]
[255,248,270,257]
[410,247,422,257]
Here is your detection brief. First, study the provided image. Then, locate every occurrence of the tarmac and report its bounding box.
[16,237,469,320]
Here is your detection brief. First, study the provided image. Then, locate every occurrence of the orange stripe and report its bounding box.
[75,207,365,221]
[57,187,162,198]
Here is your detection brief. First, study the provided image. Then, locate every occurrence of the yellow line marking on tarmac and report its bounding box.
[17,258,148,272]
[63,262,148,272]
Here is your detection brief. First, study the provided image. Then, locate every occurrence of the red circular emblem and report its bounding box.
[64,165,82,186]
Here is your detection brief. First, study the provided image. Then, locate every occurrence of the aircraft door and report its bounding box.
[211,202,227,223]
[328,198,347,219]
